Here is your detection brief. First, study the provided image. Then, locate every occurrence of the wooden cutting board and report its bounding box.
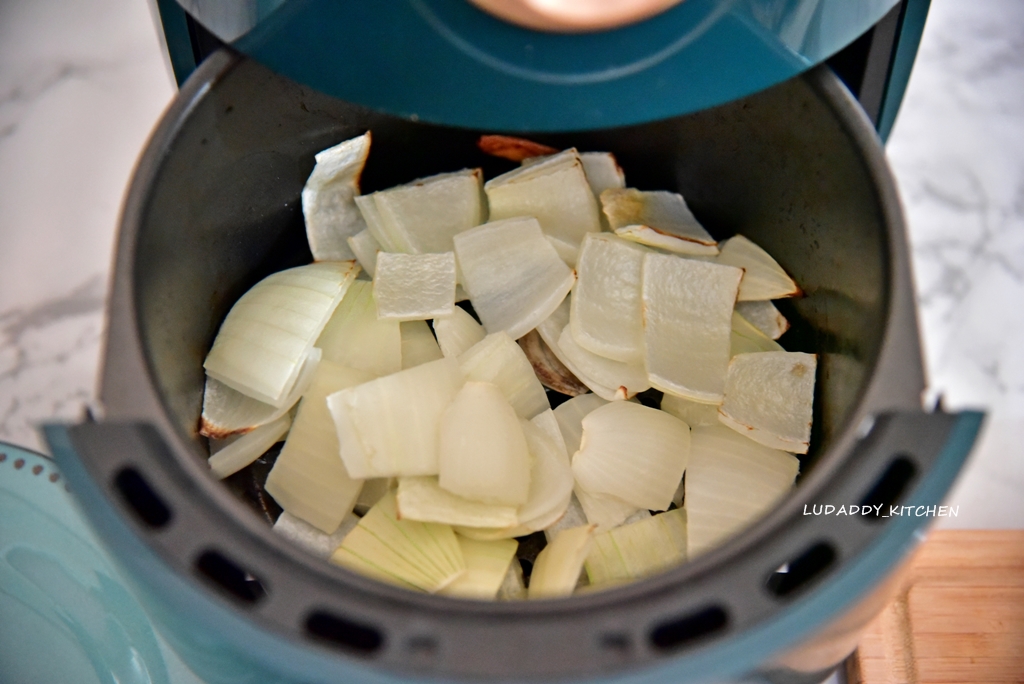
[848,530,1024,684]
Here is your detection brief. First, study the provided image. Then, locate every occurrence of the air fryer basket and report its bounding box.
[46,49,981,684]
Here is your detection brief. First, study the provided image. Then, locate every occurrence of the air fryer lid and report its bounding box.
[50,50,977,683]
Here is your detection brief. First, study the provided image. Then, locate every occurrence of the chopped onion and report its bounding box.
[328,357,464,478]
[660,393,720,427]
[401,321,444,369]
[435,306,486,358]
[685,426,798,556]
[557,324,649,401]
[355,478,394,515]
[528,524,596,599]
[579,152,625,198]
[735,300,789,339]
[204,261,359,407]
[514,415,573,530]
[536,297,621,399]
[347,228,381,277]
[477,134,557,162]
[571,401,690,511]
[458,332,549,420]
[552,392,608,455]
[718,351,816,454]
[642,253,742,403]
[438,381,531,506]
[358,169,485,254]
[208,413,291,480]
[570,233,648,362]
[543,493,589,542]
[731,310,784,356]
[517,330,588,396]
[603,189,718,256]
[545,234,582,269]
[441,536,520,600]
[573,485,643,533]
[716,235,801,301]
[264,360,373,532]
[301,133,371,261]
[454,217,575,340]
[331,492,465,592]
[374,252,457,321]
[397,477,519,528]
[485,149,601,249]
[585,509,687,586]
[200,346,321,439]
[273,511,359,559]
[316,280,402,377]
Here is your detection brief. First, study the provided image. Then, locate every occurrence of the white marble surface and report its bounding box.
[0,0,1021,537]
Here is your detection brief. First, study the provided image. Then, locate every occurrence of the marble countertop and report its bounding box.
[1,0,1021,532]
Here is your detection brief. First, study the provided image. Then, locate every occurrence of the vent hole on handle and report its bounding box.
[195,550,266,605]
[650,606,728,651]
[306,611,383,655]
[858,456,917,523]
[114,467,172,528]
[766,542,836,598]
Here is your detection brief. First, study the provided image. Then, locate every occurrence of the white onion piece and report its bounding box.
[572,401,690,511]
[735,300,789,340]
[719,352,816,454]
[731,310,784,356]
[498,557,527,600]
[603,189,718,256]
[660,393,720,427]
[441,536,519,600]
[454,217,575,340]
[573,486,642,533]
[328,357,464,478]
[642,253,743,403]
[331,492,465,593]
[397,477,519,528]
[535,297,618,399]
[553,392,608,454]
[316,280,402,377]
[515,416,573,530]
[717,235,801,301]
[347,228,381,277]
[264,360,372,532]
[528,524,596,599]
[546,234,581,269]
[208,413,291,480]
[570,233,648,362]
[200,346,321,439]
[518,329,589,396]
[434,307,486,358]
[374,252,457,321]
[557,325,649,401]
[585,509,687,586]
[355,478,395,515]
[580,152,625,198]
[302,133,371,261]
[401,321,444,369]
[358,169,485,254]
[685,426,798,556]
[204,261,359,407]
[543,493,588,542]
[273,511,358,559]
[486,149,601,248]
[458,332,549,419]
[438,381,531,506]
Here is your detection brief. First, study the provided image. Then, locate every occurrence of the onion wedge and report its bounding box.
[585,509,687,586]
[441,536,520,599]
[642,253,743,403]
[735,300,790,340]
[273,511,359,559]
[571,401,690,511]
[570,233,648,362]
[579,152,625,199]
[660,393,720,428]
[552,392,608,455]
[401,320,444,369]
[603,189,718,256]
[204,261,359,407]
[685,426,798,556]
[397,477,519,528]
[208,413,291,480]
[454,217,575,340]
[557,324,649,401]
[717,235,801,301]
[328,357,464,478]
[573,486,643,533]
[316,280,402,377]
[518,329,588,396]
[536,298,625,400]
[718,352,816,454]
[731,310,785,356]
[374,252,457,321]
[458,332,549,420]
[200,346,321,439]
[301,133,371,261]
[264,360,373,532]
[347,228,381,277]
[528,524,596,599]
[434,306,486,358]
[331,492,465,593]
